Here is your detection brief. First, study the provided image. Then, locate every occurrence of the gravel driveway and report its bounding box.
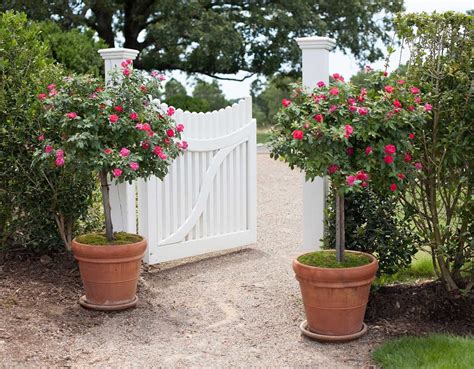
[1,154,376,368]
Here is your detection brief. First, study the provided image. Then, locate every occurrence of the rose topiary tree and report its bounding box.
[34,60,187,242]
[269,71,429,262]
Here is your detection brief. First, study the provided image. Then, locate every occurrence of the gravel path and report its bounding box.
[1,154,376,368]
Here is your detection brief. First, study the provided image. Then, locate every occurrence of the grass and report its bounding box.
[373,334,474,369]
[377,250,436,285]
[257,130,271,144]
[76,232,143,246]
[298,251,372,268]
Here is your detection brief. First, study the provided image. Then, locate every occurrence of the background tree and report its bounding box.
[2,0,404,79]
[192,80,229,111]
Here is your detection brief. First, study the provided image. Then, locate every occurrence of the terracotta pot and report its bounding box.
[71,237,147,311]
[293,250,378,339]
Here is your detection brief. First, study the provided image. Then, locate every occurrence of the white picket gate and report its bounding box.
[109,97,257,264]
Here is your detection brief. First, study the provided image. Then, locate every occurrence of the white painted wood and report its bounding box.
[143,98,256,263]
[296,36,336,251]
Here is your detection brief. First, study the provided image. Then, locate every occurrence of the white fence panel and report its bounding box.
[110,97,257,264]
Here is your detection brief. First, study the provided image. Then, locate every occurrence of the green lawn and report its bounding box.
[257,130,271,144]
[376,250,435,286]
[373,334,474,369]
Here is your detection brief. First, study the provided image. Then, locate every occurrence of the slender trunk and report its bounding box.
[99,171,114,241]
[335,191,345,263]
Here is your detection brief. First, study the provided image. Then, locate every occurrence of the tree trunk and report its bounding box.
[99,171,114,241]
[335,191,345,263]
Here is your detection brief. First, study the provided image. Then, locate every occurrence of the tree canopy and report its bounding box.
[2,0,404,80]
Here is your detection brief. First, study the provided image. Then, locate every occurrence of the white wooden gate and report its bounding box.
[109,97,257,264]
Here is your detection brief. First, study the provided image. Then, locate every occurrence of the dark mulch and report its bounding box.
[366,281,474,337]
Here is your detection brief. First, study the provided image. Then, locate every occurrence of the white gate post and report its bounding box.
[295,37,336,251]
[98,48,140,234]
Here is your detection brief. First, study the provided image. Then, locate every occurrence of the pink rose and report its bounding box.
[151,70,159,77]
[410,87,420,94]
[47,84,56,90]
[152,146,162,155]
[180,141,188,150]
[109,114,119,123]
[113,168,123,177]
[365,146,373,155]
[409,133,415,140]
[398,79,405,85]
[332,73,344,82]
[119,148,131,157]
[313,114,324,123]
[141,141,150,150]
[159,74,166,81]
[408,105,415,112]
[166,129,175,137]
[49,89,58,97]
[167,106,175,116]
[176,123,184,132]
[397,172,405,180]
[414,162,423,170]
[393,99,402,108]
[67,112,77,119]
[385,144,396,155]
[56,149,64,158]
[104,148,113,154]
[303,123,310,129]
[346,175,356,186]
[129,162,139,171]
[348,105,357,112]
[360,88,367,96]
[38,93,47,101]
[404,153,412,162]
[38,134,45,141]
[358,107,368,116]
[347,98,356,106]
[344,125,353,138]
[44,145,53,153]
[114,105,123,113]
[281,98,291,107]
[384,155,394,164]
[346,147,354,156]
[292,130,304,140]
[129,112,138,120]
[356,170,369,181]
[329,87,339,96]
[327,164,339,175]
[383,71,388,77]
[158,152,168,160]
[361,181,369,188]
[390,183,397,192]
[317,81,326,88]
[424,103,432,112]
[55,157,65,167]
[384,85,394,93]
[328,105,337,113]
[414,96,422,104]
[121,60,128,68]
[123,68,131,76]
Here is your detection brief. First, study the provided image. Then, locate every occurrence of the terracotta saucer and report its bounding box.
[299,320,368,343]
[79,295,138,311]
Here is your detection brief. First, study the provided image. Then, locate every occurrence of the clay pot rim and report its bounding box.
[72,234,145,248]
[294,250,377,271]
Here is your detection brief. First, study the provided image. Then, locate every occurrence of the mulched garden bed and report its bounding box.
[366,281,473,337]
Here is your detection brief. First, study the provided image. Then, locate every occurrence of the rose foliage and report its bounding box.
[269,71,429,194]
[34,61,186,239]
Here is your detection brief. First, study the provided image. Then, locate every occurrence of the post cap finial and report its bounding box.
[295,36,336,51]
[98,48,140,61]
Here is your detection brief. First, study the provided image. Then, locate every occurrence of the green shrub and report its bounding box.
[38,21,107,77]
[395,12,473,292]
[324,187,418,275]
[165,94,211,112]
[0,11,95,252]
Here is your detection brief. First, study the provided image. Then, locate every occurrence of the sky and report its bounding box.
[167,0,472,100]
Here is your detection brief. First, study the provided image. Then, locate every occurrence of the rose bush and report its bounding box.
[269,70,429,261]
[34,61,187,240]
